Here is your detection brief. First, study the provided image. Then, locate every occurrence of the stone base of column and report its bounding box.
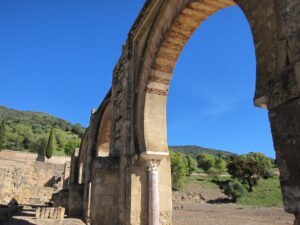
[294,213,300,225]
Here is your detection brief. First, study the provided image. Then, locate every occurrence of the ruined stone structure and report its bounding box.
[68,0,300,224]
[0,150,70,205]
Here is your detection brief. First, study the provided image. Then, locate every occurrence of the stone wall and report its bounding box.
[90,157,119,225]
[0,150,70,205]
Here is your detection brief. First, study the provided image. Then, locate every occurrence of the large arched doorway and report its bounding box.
[166,5,267,155]
[136,0,274,155]
[132,0,286,224]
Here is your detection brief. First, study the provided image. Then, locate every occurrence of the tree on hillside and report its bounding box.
[185,155,198,176]
[227,156,265,192]
[37,135,48,156]
[71,124,85,138]
[247,152,273,178]
[64,139,81,156]
[0,119,6,150]
[170,151,188,190]
[215,157,227,173]
[197,153,216,172]
[45,128,56,159]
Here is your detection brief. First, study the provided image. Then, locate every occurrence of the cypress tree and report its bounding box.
[0,119,6,150]
[45,128,56,159]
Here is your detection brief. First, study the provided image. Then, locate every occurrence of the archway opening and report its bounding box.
[167,6,273,157]
[95,103,112,157]
[166,5,282,218]
[137,0,293,223]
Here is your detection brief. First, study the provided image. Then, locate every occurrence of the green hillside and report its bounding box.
[0,106,85,156]
[0,106,239,158]
[170,145,237,158]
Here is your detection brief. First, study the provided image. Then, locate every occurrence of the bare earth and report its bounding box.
[173,203,294,225]
[4,204,293,225]
[3,208,85,225]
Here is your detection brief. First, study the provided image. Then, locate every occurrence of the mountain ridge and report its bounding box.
[169,145,237,157]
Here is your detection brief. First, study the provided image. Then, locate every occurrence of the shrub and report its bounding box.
[64,139,81,156]
[197,153,216,172]
[207,167,219,175]
[215,157,227,173]
[224,180,246,201]
[263,169,275,179]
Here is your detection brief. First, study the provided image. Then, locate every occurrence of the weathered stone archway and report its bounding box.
[67,0,300,224]
[95,102,112,157]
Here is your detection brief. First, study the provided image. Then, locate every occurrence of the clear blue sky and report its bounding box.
[0,1,275,157]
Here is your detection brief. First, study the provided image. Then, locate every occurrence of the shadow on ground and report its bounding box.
[207,198,234,204]
[4,217,35,225]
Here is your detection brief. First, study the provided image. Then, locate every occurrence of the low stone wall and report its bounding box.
[36,207,65,220]
[0,150,70,205]
[0,150,70,164]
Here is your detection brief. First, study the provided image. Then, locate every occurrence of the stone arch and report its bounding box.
[134,0,277,158]
[78,130,89,184]
[131,1,278,223]
[95,102,112,157]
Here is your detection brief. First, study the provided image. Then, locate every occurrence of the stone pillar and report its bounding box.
[85,181,92,225]
[295,213,300,225]
[268,99,300,213]
[147,160,160,225]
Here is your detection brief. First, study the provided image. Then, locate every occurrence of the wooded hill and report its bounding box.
[170,145,237,158]
[0,105,238,158]
[0,106,85,155]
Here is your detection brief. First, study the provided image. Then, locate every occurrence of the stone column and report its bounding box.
[294,213,300,225]
[147,160,160,225]
[85,181,92,225]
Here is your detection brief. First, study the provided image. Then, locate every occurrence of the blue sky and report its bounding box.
[0,1,275,157]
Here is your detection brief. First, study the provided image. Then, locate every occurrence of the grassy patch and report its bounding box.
[185,174,230,189]
[184,174,283,208]
[237,177,283,207]
[53,148,68,156]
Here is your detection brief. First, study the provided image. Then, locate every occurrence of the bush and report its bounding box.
[263,169,275,179]
[224,180,246,201]
[207,167,219,175]
[64,139,81,156]
[215,157,227,173]
[197,154,216,172]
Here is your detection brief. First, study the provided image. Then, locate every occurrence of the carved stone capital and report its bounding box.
[146,159,160,172]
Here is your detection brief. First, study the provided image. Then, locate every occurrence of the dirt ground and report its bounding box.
[173,203,294,225]
[3,208,84,225]
[4,203,294,225]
